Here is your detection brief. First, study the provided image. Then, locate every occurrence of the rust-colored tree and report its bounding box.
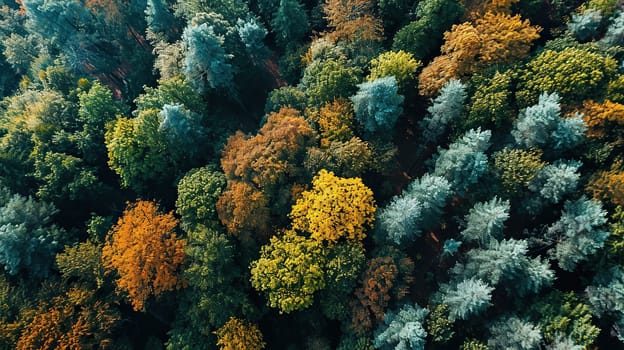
[323,0,384,43]
[16,286,119,350]
[214,317,266,350]
[217,180,271,237]
[349,254,414,334]
[102,200,186,311]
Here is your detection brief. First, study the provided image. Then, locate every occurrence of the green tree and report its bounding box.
[367,50,421,93]
[271,0,309,48]
[250,230,326,313]
[176,166,226,230]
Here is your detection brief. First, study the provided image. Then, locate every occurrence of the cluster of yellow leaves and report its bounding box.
[322,0,384,43]
[461,0,519,19]
[102,200,186,311]
[214,317,266,350]
[250,230,326,313]
[367,50,422,91]
[587,162,624,206]
[419,12,540,96]
[317,99,355,147]
[56,240,106,288]
[493,148,546,194]
[290,169,376,245]
[16,286,119,350]
[579,100,624,138]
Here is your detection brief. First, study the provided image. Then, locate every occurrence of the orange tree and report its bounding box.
[102,200,186,311]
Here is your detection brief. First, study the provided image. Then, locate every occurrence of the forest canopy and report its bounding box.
[1,0,624,348]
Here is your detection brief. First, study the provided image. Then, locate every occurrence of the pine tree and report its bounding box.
[461,197,510,246]
[420,79,467,144]
[350,76,404,137]
[442,278,494,321]
[374,303,429,350]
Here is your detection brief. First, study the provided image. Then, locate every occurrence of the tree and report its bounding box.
[391,0,463,61]
[271,0,309,48]
[236,17,269,61]
[320,241,366,319]
[425,304,454,343]
[586,266,624,341]
[102,200,186,311]
[299,57,362,107]
[518,47,617,105]
[264,86,307,115]
[322,0,383,43]
[461,197,510,246]
[547,197,609,271]
[56,240,105,288]
[568,9,602,42]
[601,10,624,46]
[432,128,491,194]
[377,174,451,244]
[317,99,356,147]
[579,100,624,139]
[105,109,174,192]
[493,148,545,196]
[512,92,585,151]
[528,160,581,204]
[350,76,404,137]
[488,316,542,350]
[16,286,120,350]
[0,189,65,277]
[304,137,373,178]
[418,13,540,96]
[249,230,326,313]
[214,317,265,350]
[374,304,429,350]
[587,164,624,206]
[441,278,494,321]
[420,79,467,144]
[182,22,234,93]
[176,165,226,230]
[451,239,554,297]
[367,50,421,93]
[217,180,271,236]
[158,103,206,159]
[145,0,177,35]
[465,71,513,131]
[290,169,376,245]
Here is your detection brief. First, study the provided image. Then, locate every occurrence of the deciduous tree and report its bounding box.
[214,317,265,350]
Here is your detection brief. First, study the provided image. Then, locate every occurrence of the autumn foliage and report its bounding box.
[588,162,624,206]
[290,169,376,245]
[102,200,186,311]
[214,317,266,350]
[323,0,384,43]
[580,100,624,138]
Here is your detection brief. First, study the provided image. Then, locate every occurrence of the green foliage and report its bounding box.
[466,72,513,131]
[250,230,326,313]
[300,57,362,107]
[264,86,307,114]
[425,304,454,343]
[432,128,491,194]
[518,47,618,105]
[176,165,226,230]
[367,50,421,93]
[377,174,451,243]
[488,316,542,350]
[0,189,66,277]
[546,197,609,271]
[271,0,309,48]
[391,0,463,60]
[525,291,600,347]
[461,339,489,350]
[374,303,429,350]
[350,76,404,137]
[236,17,269,60]
[493,148,546,196]
[461,197,510,246]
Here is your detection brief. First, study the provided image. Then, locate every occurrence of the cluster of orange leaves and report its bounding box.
[290,169,375,245]
[218,107,317,236]
[102,200,186,311]
[588,162,624,206]
[322,0,384,43]
[419,12,540,96]
[16,286,119,350]
[579,100,624,138]
[214,317,266,350]
[349,256,414,334]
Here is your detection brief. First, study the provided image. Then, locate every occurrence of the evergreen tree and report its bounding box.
[442,278,494,321]
[488,316,542,350]
[461,197,510,246]
[271,0,309,48]
[374,303,429,350]
[420,79,467,144]
[350,76,404,137]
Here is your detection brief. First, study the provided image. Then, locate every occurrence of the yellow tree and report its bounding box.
[214,317,266,350]
[588,162,624,206]
[102,200,186,311]
[290,169,376,245]
[323,0,384,43]
[317,99,355,147]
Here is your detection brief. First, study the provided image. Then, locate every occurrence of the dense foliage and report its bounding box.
[1,0,623,348]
